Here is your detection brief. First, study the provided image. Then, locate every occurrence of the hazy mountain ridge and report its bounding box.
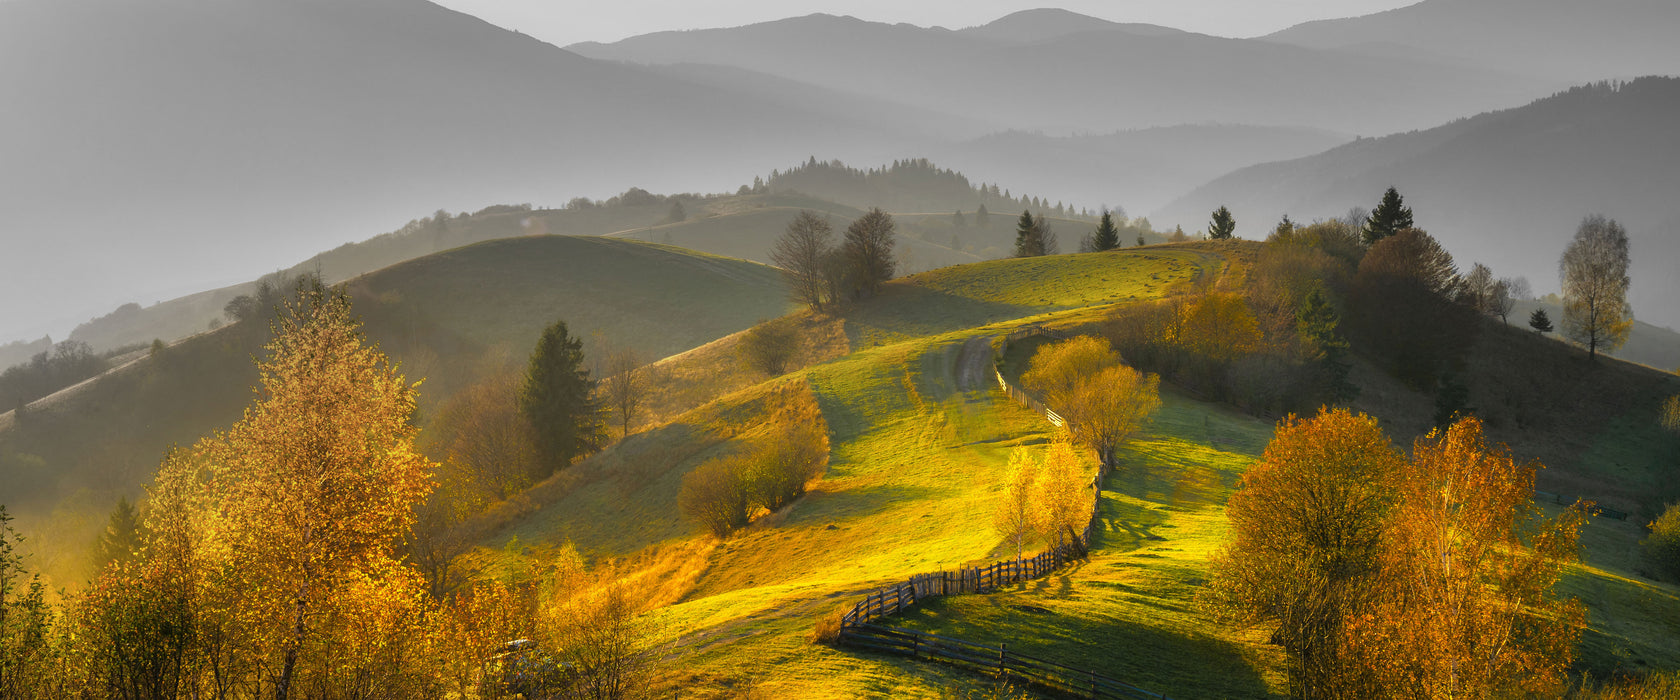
[1157,78,1680,329]
[956,8,1185,43]
[568,10,1558,136]
[930,125,1349,214]
[1265,0,1680,82]
[0,0,927,341]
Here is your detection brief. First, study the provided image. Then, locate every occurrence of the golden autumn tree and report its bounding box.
[1204,408,1402,699]
[1349,417,1585,699]
[1034,440,1092,550]
[993,448,1039,561]
[186,284,435,698]
[1022,336,1161,468]
[1170,292,1262,363]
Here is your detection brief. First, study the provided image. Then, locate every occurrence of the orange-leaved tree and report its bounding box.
[1349,417,1585,699]
[1204,407,1401,699]
[166,284,435,698]
[1022,336,1161,468]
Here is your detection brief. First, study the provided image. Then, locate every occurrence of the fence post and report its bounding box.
[1089,669,1097,699]
[999,642,1008,677]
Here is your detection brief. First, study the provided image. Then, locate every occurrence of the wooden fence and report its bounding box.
[840,623,1167,700]
[830,328,1167,698]
[997,367,1065,427]
[839,534,1088,629]
[1533,490,1629,521]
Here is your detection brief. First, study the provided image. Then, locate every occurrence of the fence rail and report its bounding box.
[838,538,1088,629]
[1532,490,1629,521]
[840,623,1167,700]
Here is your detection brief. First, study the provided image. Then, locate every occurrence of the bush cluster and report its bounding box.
[678,423,828,538]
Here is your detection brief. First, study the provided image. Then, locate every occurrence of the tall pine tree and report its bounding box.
[1362,187,1415,246]
[1209,206,1237,240]
[1014,209,1045,257]
[520,319,604,476]
[1092,210,1121,251]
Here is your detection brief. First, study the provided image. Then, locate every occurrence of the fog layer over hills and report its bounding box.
[0,0,920,340]
[1264,0,1680,82]
[569,10,1555,136]
[5,0,1678,345]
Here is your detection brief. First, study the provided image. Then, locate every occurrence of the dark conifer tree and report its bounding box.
[1209,206,1237,240]
[1015,210,1041,257]
[1297,287,1357,403]
[1362,187,1415,246]
[1529,308,1554,334]
[1092,211,1121,251]
[519,319,604,477]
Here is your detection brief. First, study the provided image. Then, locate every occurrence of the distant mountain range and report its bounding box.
[1263,0,1680,82]
[5,0,1678,344]
[569,9,1555,136]
[1156,78,1680,330]
[0,0,922,339]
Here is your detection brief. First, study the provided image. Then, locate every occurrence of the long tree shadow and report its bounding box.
[892,594,1278,699]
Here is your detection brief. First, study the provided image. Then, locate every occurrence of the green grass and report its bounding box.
[0,236,792,587]
[841,249,1218,348]
[888,388,1287,699]
[463,248,1227,696]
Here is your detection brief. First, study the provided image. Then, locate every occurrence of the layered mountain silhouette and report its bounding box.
[929,125,1348,215]
[1265,0,1680,82]
[568,11,1557,136]
[0,0,921,339]
[1156,78,1680,330]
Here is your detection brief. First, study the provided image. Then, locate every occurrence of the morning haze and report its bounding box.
[2,3,1680,695]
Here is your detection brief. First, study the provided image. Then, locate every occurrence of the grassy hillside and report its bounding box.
[0,236,789,585]
[65,189,989,352]
[1510,298,1680,372]
[461,248,1237,696]
[467,243,1680,697]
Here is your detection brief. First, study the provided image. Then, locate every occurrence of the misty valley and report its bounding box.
[2,1,1679,699]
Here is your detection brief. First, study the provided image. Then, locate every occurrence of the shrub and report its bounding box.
[740,321,800,376]
[1643,503,1680,581]
[677,455,754,538]
[741,423,829,513]
[810,607,846,645]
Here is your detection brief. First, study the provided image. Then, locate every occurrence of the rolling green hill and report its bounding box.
[0,236,790,585]
[463,243,1680,697]
[66,188,991,352]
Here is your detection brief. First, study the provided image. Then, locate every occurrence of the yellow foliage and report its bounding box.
[1022,335,1161,467]
[1349,417,1585,699]
[1168,292,1262,362]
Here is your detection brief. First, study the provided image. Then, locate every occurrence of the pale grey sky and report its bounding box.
[433,0,1420,47]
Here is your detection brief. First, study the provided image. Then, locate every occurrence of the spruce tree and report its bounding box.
[1362,187,1415,246]
[1014,209,1043,257]
[1297,287,1357,403]
[976,204,990,228]
[1209,206,1237,240]
[1529,308,1554,334]
[93,496,146,568]
[1092,210,1120,251]
[520,319,604,476]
